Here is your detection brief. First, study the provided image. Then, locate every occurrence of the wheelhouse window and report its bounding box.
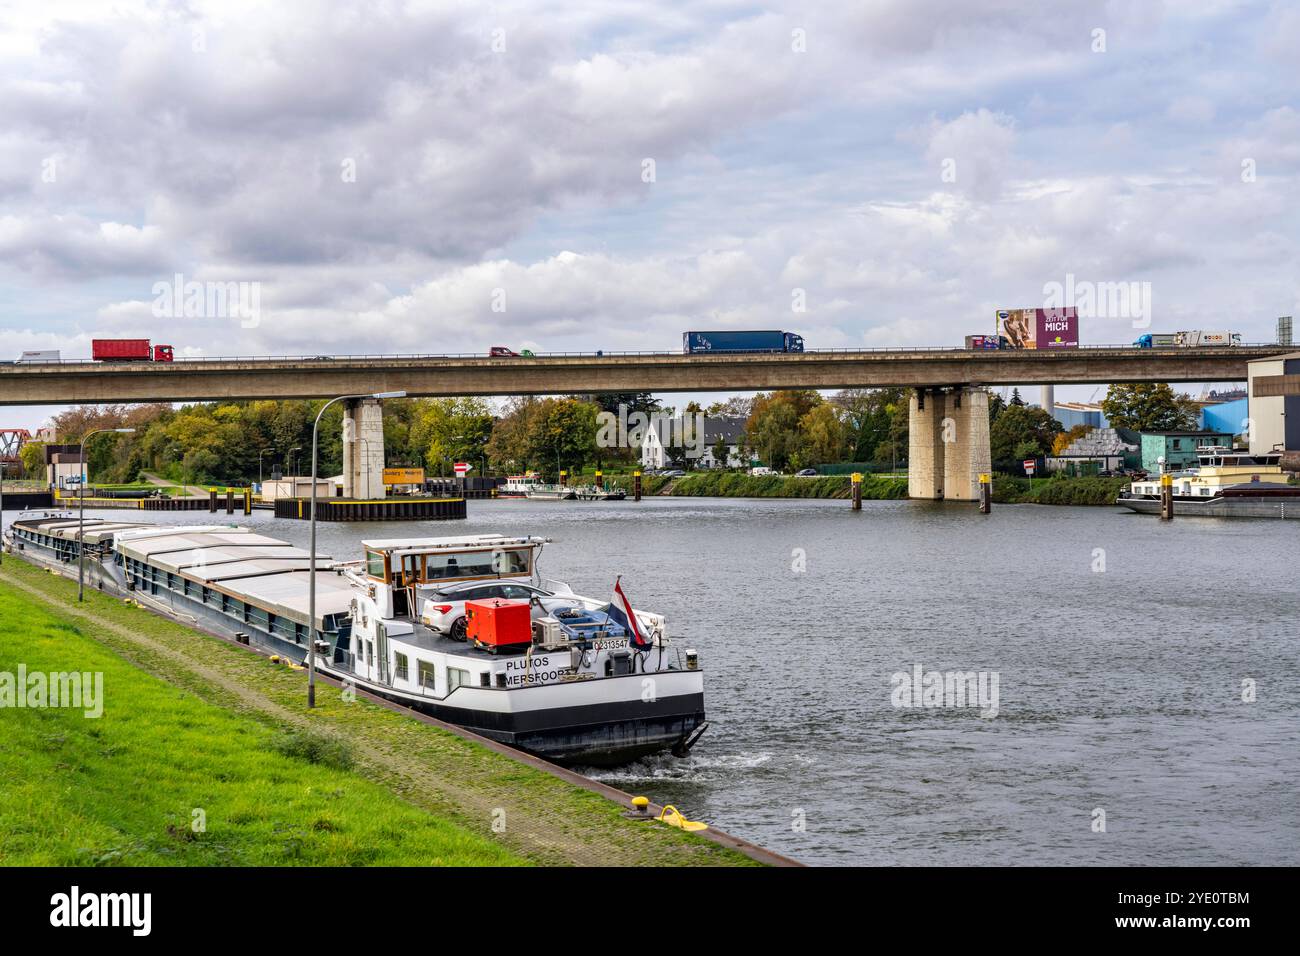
[365,549,387,580]
[423,548,530,582]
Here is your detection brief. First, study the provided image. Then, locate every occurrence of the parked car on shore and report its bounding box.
[794,468,818,477]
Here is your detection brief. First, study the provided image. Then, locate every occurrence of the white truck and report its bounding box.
[1133,331,1240,348]
[15,350,62,362]
[1176,330,1240,347]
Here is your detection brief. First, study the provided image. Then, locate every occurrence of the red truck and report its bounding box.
[91,339,174,362]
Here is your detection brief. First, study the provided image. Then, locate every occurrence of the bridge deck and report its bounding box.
[0,346,1289,404]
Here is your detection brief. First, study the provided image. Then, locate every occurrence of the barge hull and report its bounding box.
[1117,496,1299,518]
[325,676,706,766]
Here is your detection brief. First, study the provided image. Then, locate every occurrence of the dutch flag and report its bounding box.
[608,576,652,650]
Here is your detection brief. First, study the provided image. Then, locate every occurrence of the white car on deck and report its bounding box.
[419,579,603,641]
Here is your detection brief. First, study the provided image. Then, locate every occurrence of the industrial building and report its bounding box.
[1247,352,1300,456]
[1139,431,1235,473]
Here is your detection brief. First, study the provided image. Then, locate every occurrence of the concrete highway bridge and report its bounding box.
[0,345,1288,405]
[3,344,1290,502]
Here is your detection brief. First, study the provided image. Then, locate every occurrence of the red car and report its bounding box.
[488,346,518,357]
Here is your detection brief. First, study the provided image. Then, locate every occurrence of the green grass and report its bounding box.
[0,578,527,866]
[611,471,908,500]
[992,474,1133,505]
[606,469,1132,506]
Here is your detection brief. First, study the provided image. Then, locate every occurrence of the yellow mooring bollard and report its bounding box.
[623,795,652,820]
[1160,472,1174,520]
[851,472,862,510]
[978,473,992,514]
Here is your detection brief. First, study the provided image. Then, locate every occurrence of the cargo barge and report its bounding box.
[3,514,706,766]
[1116,447,1300,519]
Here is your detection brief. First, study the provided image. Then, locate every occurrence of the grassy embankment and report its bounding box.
[0,560,756,867]
[991,474,1133,506]
[608,470,1130,505]
[610,472,908,499]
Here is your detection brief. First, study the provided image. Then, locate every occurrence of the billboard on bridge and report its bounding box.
[996,307,1079,349]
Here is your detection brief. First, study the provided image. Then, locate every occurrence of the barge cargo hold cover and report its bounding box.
[113,526,355,653]
[6,517,355,656]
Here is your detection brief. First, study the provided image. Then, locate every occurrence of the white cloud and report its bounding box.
[0,0,1296,436]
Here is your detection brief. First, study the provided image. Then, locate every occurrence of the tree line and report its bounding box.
[16,382,1204,484]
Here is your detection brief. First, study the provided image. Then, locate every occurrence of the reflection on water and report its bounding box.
[31,496,1300,865]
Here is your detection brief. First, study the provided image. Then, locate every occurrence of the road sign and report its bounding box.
[1023,459,1036,475]
[382,467,424,485]
[453,463,470,476]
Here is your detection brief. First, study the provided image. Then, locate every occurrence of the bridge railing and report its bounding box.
[0,344,1284,365]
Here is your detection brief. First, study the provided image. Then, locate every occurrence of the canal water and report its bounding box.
[18,498,1299,866]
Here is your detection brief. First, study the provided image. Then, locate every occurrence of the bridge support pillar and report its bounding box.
[943,387,991,501]
[909,387,991,501]
[908,388,947,500]
[342,398,386,500]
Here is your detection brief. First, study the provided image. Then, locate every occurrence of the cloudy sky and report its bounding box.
[3,0,1298,429]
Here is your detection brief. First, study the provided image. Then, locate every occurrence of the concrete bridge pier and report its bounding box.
[342,397,386,499]
[908,387,948,499]
[942,387,991,501]
[908,386,991,501]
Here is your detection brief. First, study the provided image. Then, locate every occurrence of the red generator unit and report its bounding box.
[465,598,532,653]
[92,339,174,362]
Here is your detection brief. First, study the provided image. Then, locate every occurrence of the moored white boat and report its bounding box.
[324,534,705,764]
[524,483,577,500]
[5,516,707,766]
[573,484,627,500]
[497,473,540,498]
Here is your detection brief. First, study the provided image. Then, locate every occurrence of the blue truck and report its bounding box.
[682,330,804,353]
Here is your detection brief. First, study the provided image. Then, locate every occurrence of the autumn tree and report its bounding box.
[1101,383,1200,431]
[834,387,907,463]
[527,398,599,477]
[990,404,1063,462]
[746,390,823,469]
[796,403,849,468]
[410,398,494,476]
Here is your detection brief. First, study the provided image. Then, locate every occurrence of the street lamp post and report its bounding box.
[307,390,404,707]
[78,427,135,601]
[0,460,10,566]
[258,446,275,486]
